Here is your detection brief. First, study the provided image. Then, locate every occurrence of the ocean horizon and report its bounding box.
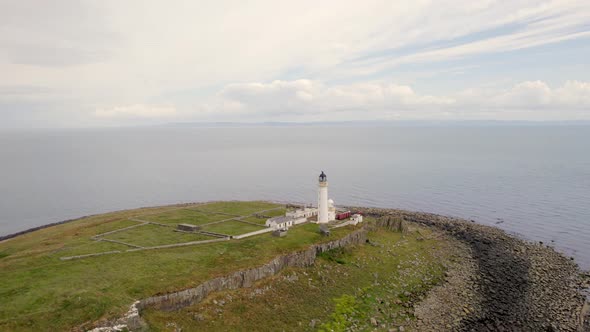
[1,124,589,269]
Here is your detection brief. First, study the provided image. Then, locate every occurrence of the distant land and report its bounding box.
[3,120,590,131]
[162,120,590,128]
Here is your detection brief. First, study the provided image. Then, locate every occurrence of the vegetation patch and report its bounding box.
[200,220,266,236]
[102,224,216,247]
[196,201,281,216]
[142,225,452,331]
[318,247,351,265]
[140,209,229,225]
[242,216,269,225]
[318,294,360,332]
[57,239,130,257]
[262,208,288,217]
[0,201,359,331]
[90,219,143,236]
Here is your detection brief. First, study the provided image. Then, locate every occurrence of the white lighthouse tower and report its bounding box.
[318,171,329,223]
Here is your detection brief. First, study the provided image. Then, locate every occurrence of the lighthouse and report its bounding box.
[318,171,329,223]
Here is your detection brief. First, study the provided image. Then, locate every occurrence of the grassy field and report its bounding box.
[196,201,282,216]
[102,224,217,247]
[58,239,130,256]
[142,225,453,331]
[200,220,266,236]
[242,216,272,225]
[0,201,359,331]
[262,208,288,217]
[139,209,230,226]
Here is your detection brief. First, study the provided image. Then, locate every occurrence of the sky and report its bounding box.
[1,0,589,128]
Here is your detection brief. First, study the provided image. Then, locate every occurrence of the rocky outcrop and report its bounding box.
[356,207,589,331]
[373,216,409,233]
[88,301,146,332]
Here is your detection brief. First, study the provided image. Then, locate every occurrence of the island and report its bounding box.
[0,173,589,331]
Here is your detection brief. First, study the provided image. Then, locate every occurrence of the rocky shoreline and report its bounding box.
[356,207,590,331]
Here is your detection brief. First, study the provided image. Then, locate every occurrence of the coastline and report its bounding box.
[0,216,92,243]
[0,201,224,243]
[355,207,590,331]
[2,203,589,330]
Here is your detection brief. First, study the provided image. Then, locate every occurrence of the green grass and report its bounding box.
[102,224,217,247]
[140,208,230,225]
[241,207,288,225]
[91,219,143,235]
[197,201,282,216]
[0,201,360,331]
[201,220,267,236]
[263,208,287,217]
[57,239,130,257]
[242,216,269,225]
[141,225,451,332]
[319,294,359,332]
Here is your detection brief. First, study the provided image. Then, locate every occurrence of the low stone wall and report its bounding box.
[125,237,229,252]
[330,219,363,229]
[92,222,147,239]
[137,227,367,311]
[93,227,367,331]
[232,227,274,239]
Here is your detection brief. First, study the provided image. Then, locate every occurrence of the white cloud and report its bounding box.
[0,1,115,67]
[95,104,177,118]
[494,81,554,107]
[0,1,589,126]
[342,2,590,77]
[554,81,590,107]
[458,80,590,110]
[217,80,453,114]
[206,79,589,121]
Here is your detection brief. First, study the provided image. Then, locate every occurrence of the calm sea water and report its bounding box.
[1,125,589,268]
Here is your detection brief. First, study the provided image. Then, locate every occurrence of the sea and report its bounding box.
[1,125,589,269]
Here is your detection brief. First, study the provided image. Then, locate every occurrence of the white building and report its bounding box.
[265,215,307,230]
[350,214,363,225]
[286,206,317,219]
[328,199,336,221]
[318,171,336,223]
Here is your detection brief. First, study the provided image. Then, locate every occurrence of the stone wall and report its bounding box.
[137,227,367,311]
[232,227,274,239]
[94,227,367,331]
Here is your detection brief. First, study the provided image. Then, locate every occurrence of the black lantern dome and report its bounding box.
[319,171,327,182]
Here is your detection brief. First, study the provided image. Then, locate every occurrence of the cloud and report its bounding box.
[0,1,589,126]
[340,3,590,77]
[95,104,177,118]
[217,80,454,115]
[208,79,589,121]
[459,80,590,110]
[0,1,116,67]
[554,81,590,107]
